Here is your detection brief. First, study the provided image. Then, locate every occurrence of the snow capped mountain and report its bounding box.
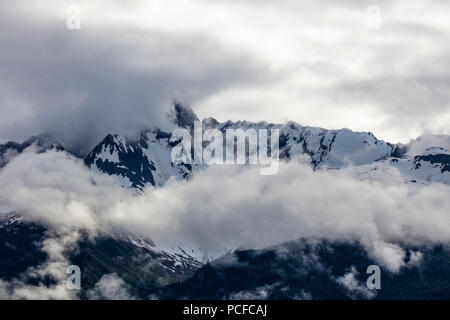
[352,149,450,185]
[1,105,450,300]
[112,234,204,271]
[7,114,446,189]
[337,140,450,186]
[0,130,202,272]
[82,105,450,188]
[84,130,192,189]
[215,120,397,168]
[0,105,440,191]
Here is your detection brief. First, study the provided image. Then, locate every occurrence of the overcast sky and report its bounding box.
[1,0,449,153]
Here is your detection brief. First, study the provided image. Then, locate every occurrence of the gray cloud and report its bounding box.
[0,1,265,155]
[2,0,449,153]
[191,0,450,142]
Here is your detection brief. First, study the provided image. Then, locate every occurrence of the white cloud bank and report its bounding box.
[87,274,135,300]
[1,149,450,275]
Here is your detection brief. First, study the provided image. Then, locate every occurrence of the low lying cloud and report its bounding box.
[406,134,450,155]
[335,266,375,299]
[87,274,135,300]
[0,231,80,299]
[229,283,277,300]
[1,149,450,275]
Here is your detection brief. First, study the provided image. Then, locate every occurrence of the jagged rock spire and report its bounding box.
[170,101,199,129]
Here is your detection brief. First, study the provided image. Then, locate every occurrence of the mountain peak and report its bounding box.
[169,102,199,129]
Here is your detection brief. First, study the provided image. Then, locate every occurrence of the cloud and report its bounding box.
[87,274,135,300]
[335,266,375,299]
[109,162,450,273]
[0,148,124,234]
[228,283,276,300]
[1,0,450,153]
[406,134,450,155]
[0,1,265,155]
[192,0,450,143]
[0,231,81,299]
[2,149,450,276]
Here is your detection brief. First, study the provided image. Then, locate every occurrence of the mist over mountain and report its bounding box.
[3,1,450,158]
[1,104,450,299]
[2,0,450,304]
